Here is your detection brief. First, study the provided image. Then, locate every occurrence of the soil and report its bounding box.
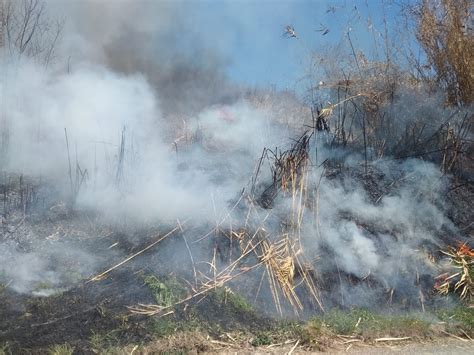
[0,269,152,351]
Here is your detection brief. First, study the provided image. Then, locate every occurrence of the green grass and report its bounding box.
[89,331,107,351]
[435,306,474,334]
[35,304,474,354]
[89,328,125,353]
[292,309,434,350]
[148,312,201,338]
[143,286,254,342]
[47,343,75,355]
[304,309,431,340]
[293,306,474,349]
[149,318,180,337]
[357,314,431,339]
[213,286,254,314]
[251,332,272,346]
[143,274,187,308]
[0,342,11,355]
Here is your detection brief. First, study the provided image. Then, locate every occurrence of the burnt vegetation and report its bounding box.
[0,0,473,353]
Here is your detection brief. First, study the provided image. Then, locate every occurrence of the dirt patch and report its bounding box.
[0,269,152,352]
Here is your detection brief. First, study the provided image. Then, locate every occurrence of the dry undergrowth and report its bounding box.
[416,0,474,106]
[436,243,474,303]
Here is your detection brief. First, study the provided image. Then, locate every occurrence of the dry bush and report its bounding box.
[323,64,471,173]
[416,0,474,106]
[0,0,63,168]
[0,0,63,66]
[299,0,473,175]
[435,243,474,303]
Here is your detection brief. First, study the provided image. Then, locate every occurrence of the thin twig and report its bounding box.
[88,222,185,282]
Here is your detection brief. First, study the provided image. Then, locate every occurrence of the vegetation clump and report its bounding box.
[47,343,75,355]
[435,306,474,334]
[435,243,474,302]
[143,274,187,308]
[0,343,11,355]
[303,309,432,341]
[250,332,272,346]
[416,0,474,106]
[213,286,255,315]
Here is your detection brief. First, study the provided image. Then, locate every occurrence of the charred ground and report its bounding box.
[0,161,472,354]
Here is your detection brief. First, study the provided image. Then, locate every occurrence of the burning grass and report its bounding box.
[1,118,471,353]
[0,2,473,354]
[86,113,467,321]
[435,243,474,303]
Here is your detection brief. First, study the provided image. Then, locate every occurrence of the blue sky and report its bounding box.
[50,0,414,94]
[174,0,409,91]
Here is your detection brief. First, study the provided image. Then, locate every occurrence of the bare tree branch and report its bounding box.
[2,0,62,66]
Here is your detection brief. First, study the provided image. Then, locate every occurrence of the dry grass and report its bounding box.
[47,343,75,355]
[300,0,473,175]
[416,0,474,106]
[126,130,326,317]
[435,243,474,303]
[317,58,472,173]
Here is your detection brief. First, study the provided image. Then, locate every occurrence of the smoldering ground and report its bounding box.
[0,0,471,318]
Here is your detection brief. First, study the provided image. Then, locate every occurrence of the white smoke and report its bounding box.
[0,0,464,314]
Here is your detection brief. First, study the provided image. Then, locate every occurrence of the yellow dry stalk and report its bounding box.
[294,162,307,233]
[454,257,473,301]
[259,239,302,313]
[231,230,247,253]
[128,303,166,316]
[436,275,457,296]
[437,245,474,301]
[276,255,295,287]
[278,154,308,233]
[318,93,366,121]
[319,106,334,118]
[280,158,298,192]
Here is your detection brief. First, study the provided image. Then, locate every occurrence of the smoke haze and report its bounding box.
[0,0,469,316]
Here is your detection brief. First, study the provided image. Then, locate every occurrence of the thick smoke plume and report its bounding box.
[0,0,468,315]
[49,0,239,116]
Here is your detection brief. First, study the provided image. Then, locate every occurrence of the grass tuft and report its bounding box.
[305,309,432,340]
[47,343,75,355]
[0,343,11,355]
[213,286,255,314]
[143,274,186,308]
[251,332,272,346]
[436,306,474,335]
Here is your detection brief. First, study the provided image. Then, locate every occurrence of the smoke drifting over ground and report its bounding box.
[308,159,452,308]
[49,0,238,116]
[0,0,471,318]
